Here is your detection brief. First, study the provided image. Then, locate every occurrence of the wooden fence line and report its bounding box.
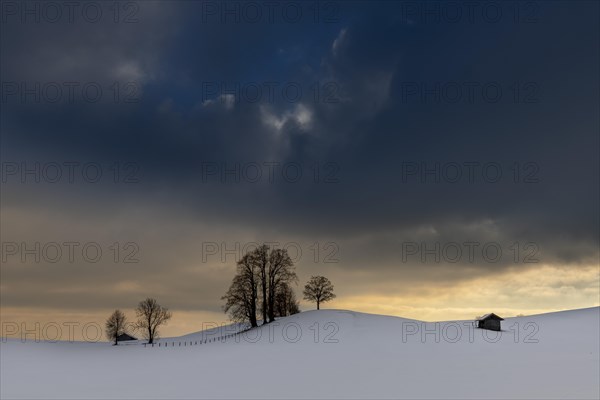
[142,330,250,349]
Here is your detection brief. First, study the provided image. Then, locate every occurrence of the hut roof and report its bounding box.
[477,313,504,321]
[116,333,138,341]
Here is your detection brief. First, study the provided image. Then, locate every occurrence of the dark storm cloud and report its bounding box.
[1,1,598,314]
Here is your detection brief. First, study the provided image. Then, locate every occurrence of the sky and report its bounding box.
[1,0,599,340]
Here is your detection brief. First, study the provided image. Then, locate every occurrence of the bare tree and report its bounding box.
[134,298,172,344]
[267,248,297,322]
[105,309,127,345]
[253,244,269,325]
[303,276,336,310]
[223,274,255,327]
[222,253,259,327]
[274,282,300,317]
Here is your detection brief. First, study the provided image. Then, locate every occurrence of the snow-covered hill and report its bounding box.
[1,307,598,399]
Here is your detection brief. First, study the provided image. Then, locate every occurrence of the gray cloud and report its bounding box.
[1,1,598,321]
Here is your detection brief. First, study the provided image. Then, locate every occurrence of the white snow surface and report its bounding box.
[1,307,599,399]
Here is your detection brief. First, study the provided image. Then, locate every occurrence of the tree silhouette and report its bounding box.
[303,276,336,310]
[134,298,172,344]
[267,248,297,322]
[223,244,297,326]
[274,282,300,317]
[254,244,269,325]
[223,253,259,327]
[105,309,127,345]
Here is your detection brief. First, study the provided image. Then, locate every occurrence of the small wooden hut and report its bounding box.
[476,313,504,331]
[116,333,138,342]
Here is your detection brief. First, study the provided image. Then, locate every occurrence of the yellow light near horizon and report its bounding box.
[329,263,600,321]
[2,264,598,340]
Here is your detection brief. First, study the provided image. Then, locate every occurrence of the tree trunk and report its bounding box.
[250,288,258,327]
[262,283,268,324]
[259,248,268,325]
[267,284,276,323]
[317,300,320,310]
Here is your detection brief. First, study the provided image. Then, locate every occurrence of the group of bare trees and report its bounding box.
[106,247,339,345]
[105,298,172,345]
[222,245,299,327]
[222,244,337,326]
[275,282,301,316]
